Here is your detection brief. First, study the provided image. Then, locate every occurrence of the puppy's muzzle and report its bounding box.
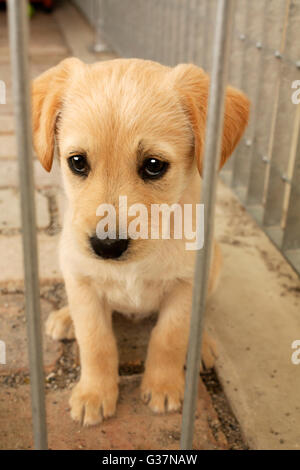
[90,235,130,260]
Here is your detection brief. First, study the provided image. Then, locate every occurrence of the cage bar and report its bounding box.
[220,0,248,182]
[180,0,234,450]
[246,0,288,210]
[263,0,300,229]
[282,118,300,252]
[7,0,48,451]
[231,0,266,197]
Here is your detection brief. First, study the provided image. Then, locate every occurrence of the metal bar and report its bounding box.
[170,0,181,66]
[146,0,155,60]
[186,0,200,64]
[232,0,266,195]
[220,0,247,180]
[202,0,218,73]
[263,0,298,227]
[230,0,250,192]
[201,0,212,71]
[180,0,234,450]
[178,0,188,63]
[195,0,209,68]
[282,112,300,251]
[125,0,134,58]
[246,0,287,207]
[162,0,172,65]
[91,0,108,54]
[157,0,165,63]
[169,0,176,66]
[7,0,47,450]
[134,0,144,59]
[156,0,163,62]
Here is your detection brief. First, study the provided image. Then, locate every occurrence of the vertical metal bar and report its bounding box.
[90,0,108,53]
[147,0,155,60]
[169,0,176,66]
[157,0,165,63]
[7,0,47,450]
[230,0,250,192]
[231,0,266,196]
[170,0,181,66]
[125,0,133,58]
[180,0,234,450]
[282,113,300,251]
[192,0,207,67]
[263,0,298,228]
[220,0,247,182]
[162,0,172,65]
[101,0,109,46]
[201,0,210,70]
[156,0,163,62]
[152,0,159,62]
[142,0,149,59]
[134,0,143,59]
[178,0,188,63]
[186,0,199,64]
[202,0,217,73]
[226,0,248,90]
[120,0,131,58]
[172,0,180,65]
[246,0,287,208]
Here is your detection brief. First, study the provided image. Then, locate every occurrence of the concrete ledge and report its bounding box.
[208,181,300,449]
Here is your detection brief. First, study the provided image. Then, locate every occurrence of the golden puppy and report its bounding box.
[32,58,249,426]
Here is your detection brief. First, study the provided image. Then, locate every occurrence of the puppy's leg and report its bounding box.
[200,330,218,371]
[46,306,75,340]
[199,241,222,370]
[141,280,192,413]
[66,276,118,426]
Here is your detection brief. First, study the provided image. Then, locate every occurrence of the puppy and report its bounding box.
[32,58,249,426]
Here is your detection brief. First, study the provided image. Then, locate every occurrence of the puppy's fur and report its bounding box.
[32,58,249,426]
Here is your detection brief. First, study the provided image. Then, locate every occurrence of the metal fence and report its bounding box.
[7,0,300,452]
[75,0,300,276]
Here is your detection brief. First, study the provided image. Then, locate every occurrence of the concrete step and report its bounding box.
[209,181,300,450]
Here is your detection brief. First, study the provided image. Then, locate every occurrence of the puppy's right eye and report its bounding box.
[68,155,89,177]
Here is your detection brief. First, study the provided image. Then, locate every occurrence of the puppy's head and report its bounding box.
[32,58,249,262]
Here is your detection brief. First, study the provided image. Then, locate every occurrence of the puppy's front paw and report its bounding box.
[69,379,118,426]
[46,306,75,341]
[141,369,184,414]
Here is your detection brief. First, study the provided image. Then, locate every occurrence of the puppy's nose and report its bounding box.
[90,235,129,259]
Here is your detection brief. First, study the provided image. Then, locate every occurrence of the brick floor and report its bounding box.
[0,159,62,188]
[0,188,50,230]
[0,293,61,375]
[0,134,16,159]
[0,234,62,286]
[0,377,228,450]
[0,114,14,133]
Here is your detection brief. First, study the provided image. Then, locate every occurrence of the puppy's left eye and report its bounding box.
[68,155,89,176]
[140,158,169,180]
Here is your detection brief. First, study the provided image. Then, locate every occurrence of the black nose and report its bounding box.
[90,235,129,259]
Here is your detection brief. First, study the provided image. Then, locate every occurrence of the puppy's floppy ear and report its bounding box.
[32,57,83,172]
[173,64,250,175]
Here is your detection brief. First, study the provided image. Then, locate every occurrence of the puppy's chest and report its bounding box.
[99,275,168,318]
